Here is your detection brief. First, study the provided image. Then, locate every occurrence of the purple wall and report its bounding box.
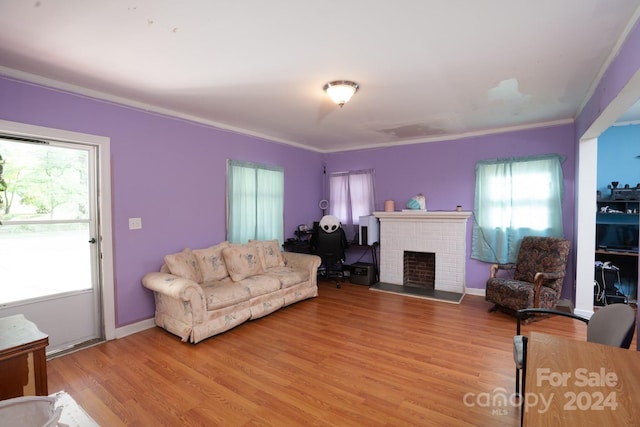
[0,77,323,326]
[4,13,639,333]
[325,124,577,295]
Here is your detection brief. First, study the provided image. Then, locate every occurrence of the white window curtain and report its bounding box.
[227,160,284,244]
[329,169,375,239]
[471,154,565,263]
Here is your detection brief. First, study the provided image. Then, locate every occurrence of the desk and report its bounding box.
[524,332,640,426]
[282,239,312,253]
[595,249,638,257]
[0,315,49,399]
[283,241,379,282]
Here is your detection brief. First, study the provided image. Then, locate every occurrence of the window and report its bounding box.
[472,154,564,263]
[227,160,284,244]
[329,169,375,238]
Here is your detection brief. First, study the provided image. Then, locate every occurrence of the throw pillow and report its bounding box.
[164,248,202,283]
[193,242,230,282]
[250,239,285,269]
[222,244,265,282]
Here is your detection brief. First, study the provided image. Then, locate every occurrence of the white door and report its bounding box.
[0,135,103,355]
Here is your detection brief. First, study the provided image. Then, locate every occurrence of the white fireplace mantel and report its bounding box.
[373,210,471,294]
[374,211,472,222]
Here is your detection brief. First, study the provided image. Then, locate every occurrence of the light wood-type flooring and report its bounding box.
[47,280,637,426]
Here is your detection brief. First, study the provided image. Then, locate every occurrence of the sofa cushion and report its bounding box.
[164,248,202,283]
[201,278,252,310]
[222,244,265,282]
[250,239,285,269]
[193,242,230,282]
[264,266,310,289]
[237,274,281,297]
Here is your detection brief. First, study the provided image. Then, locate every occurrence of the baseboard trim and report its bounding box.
[573,308,594,319]
[465,287,486,297]
[115,318,156,339]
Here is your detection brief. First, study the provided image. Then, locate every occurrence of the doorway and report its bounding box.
[0,120,114,356]
[594,134,639,308]
[575,83,640,317]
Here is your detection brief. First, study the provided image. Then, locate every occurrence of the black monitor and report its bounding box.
[596,223,639,252]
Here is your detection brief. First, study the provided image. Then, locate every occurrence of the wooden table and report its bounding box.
[523,332,640,426]
[0,314,49,399]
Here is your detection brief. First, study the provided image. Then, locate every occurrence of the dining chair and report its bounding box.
[514,304,636,426]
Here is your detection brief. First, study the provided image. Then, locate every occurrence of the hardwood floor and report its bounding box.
[47,281,636,426]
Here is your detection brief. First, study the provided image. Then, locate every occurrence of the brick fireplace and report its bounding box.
[373,211,471,294]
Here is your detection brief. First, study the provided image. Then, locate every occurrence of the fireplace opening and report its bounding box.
[403,251,435,289]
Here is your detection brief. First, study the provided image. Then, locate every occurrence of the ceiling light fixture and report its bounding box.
[323,80,359,107]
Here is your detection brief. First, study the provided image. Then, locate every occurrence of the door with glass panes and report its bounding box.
[0,135,102,354]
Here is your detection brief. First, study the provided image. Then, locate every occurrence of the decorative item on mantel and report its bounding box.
[404,193,426,211]
[384,200,395,212]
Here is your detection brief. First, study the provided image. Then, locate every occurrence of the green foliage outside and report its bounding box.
[0,141,89,223]
[0,154,6,193]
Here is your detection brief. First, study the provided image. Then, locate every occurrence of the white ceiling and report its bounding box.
[1,1,640,152]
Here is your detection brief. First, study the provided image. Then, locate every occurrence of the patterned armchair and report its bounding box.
[485,236,571,314]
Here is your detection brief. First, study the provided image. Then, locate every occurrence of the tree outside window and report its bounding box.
[0,140,89,222]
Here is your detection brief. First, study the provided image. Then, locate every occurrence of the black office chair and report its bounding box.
[313,215,349,288]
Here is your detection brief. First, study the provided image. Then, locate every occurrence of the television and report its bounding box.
[595,214,639,253]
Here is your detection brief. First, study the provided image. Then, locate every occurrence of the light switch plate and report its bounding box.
[129,217,142,230]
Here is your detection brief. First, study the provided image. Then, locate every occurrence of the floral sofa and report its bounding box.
[142,240,321,343]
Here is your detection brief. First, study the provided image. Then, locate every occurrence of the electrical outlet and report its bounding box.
[129,217,142,230]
